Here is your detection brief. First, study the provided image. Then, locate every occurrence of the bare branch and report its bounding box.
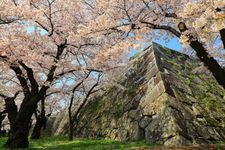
[140,20,181,37]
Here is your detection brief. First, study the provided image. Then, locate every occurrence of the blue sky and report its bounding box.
[27,26,48,35]
[153,37,182,51]
[129,37,183,58]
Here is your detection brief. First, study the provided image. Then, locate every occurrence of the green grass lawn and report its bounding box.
[0,136,156,150]
[1,136,225,150]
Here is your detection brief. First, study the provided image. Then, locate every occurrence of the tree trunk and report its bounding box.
[68,91,75,141]
[68,80,85,141]
[4,41,66,149]
[0,111,6,136]
[178,22,225,89]
[31,98,47,139]
[68,106,74,141]
[0,116,5,131]
[4,100,37,149]
[219,29,225,49]
[70,78,99,140]
[31,114,46,139]
[0,111,6,129]
[5,98,18,136]
[190,41,225,89]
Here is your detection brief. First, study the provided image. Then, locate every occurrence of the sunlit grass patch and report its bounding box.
[1,136,225,150]
[1,136,156,150]
[29,137,155,150]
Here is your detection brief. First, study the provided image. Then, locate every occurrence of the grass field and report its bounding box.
[1,136,225,150]
[0,136,156,150]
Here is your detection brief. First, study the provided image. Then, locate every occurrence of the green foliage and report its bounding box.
[0,136,155,150]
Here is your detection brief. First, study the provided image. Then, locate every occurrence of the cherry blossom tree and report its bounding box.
[0,0,128,148]
[80,0,225,89]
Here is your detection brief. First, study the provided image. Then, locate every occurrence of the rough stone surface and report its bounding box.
[49,43,225,146]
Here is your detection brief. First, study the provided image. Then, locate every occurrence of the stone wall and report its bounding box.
[50,43,225,146]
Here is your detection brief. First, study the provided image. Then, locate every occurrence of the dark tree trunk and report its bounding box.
[0,115,6,131]
[68,80,85,141]
[190,41,225,89]
[5,97,18,135]
[68,106,74,141]
[0,92,19,134]
[4,98,37,149]
[0,111,6,132]
[178,22,225,89]
[220,29,225,49]
[68,89,76,141]
[31,114,47,139]
[4,41,66,149]
[31,99,47,139]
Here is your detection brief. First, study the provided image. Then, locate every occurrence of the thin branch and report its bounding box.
[140,20,181,37]
[72,73,101,125]
[55,68,102,79]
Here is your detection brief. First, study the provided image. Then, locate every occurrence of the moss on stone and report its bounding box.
[50,43,225,146]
